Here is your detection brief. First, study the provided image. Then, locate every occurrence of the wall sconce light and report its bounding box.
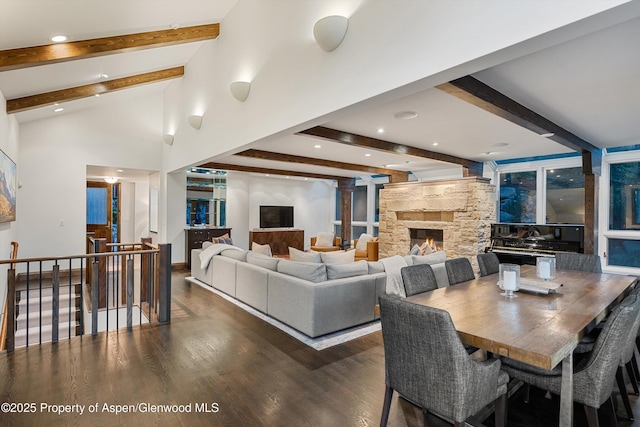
[188,115,203,130]
[163,134,175,145]
[313,15,349,52]
[229,81,251,102]
[104,177,118,184]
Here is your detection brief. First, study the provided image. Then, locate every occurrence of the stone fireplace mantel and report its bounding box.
[378,177,496,272]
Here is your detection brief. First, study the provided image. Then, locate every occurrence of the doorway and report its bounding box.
[86,181,121,244]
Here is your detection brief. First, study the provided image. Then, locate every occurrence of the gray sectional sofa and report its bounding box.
[191,246,387,338]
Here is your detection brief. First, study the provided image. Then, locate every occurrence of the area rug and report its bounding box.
[186,277,381,350]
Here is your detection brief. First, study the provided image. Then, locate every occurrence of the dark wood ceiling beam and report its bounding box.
[6,67,184,113]
[436,75,599,154]
[298,126,483,177]
[237,149,408,182]
[0,24,219,72]
[200,162,348,181]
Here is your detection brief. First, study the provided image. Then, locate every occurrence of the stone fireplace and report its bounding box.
[379,177,496,273]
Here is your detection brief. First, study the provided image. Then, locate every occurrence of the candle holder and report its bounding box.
[536,257,556,281]
[499,263,520,298]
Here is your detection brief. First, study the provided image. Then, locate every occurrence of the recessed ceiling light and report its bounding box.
[50,35,67,43]
[541,132,555,138]
[314,144,321,149]
[54,107,64,113]
[483,151,494,156]
[432,142,439,146]
[365,153,372,157]
[117,169,124,173]
[490,142,509,147]
[99,73,109,79]
[95,94,100,97]
[394,111,418,120]
[377,128,384,134]
[170,23,179,30]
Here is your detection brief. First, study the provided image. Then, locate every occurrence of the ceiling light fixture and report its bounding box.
[365,153,372,157]
[54,107,64,113]
[99,73,109,79]
[230,81,251,102]
[50,35,67,43]
[394,111,418,120]
[541,132,555,138]
[313,15,349,52]
[432,142,439,146]
[170,23,179,30]
[314,144,322,149]
[188,115,203,130]
[104,177,118,184]
[377,128,384,134]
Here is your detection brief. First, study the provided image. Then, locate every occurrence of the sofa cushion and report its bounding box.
[247,251,279,271]
[411,250,446,265]
[315,231,335,247]
[251,241,272,256]
[368,261,385,274]
[277,259,327,283]
[221,249,247,262]
[409,244,421,255]
[320,250,355,264]
[326,261,369,280]
[289,247,321,263]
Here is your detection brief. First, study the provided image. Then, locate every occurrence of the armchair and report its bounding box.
[310,234,341,252]
[353,238,379,261]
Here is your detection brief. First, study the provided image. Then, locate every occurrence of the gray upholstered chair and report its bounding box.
[400,264,438,297]
[445,257,475,285]
[501,293,640,427]
[378,294,508,427]
[614,289,640,420]
[477,252,500,277]
[555,252,602,273]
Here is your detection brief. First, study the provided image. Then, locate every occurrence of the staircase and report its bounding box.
[14,284,82,348]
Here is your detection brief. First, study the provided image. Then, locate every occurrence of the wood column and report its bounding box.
[338,178,356,248]
[583,151,601,255]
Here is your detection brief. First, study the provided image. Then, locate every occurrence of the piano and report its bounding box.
[488,223,584,265]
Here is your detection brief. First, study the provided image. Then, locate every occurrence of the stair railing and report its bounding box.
[0,242,18,352]
[1,240,171,353]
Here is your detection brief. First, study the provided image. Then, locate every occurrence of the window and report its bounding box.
[546,167,584,224]
[499,171,537,223]
[609,161,640,230]
[87,187,107,224]
[607,238,640,268]
[353,185,367,221]
[332,177,387,240]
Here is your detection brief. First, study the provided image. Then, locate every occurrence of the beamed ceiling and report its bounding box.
[1,1,639,183]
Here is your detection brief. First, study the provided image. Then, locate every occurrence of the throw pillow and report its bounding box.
[320,249,355,264]
[246,251,279,271]
[277,260,327,283]
[412,250,447,266]
[409,244,421,256]
[419,241,433,255]
[355,233,374,251]
[212,233,230,244]
[326,261,368,280]
[251,242,272,257]
[289,247,321,263]
[315,231,335,247]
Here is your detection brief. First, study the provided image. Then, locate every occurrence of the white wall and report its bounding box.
[0,90,19,329]
[16,94,163,259]
[225,173,333,251]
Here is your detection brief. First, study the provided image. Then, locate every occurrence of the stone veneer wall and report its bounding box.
[379,177,496,273]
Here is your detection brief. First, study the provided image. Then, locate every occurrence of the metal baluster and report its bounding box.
[52,263,59,343]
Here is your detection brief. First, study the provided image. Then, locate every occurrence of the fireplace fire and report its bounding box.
[410,228,443,253]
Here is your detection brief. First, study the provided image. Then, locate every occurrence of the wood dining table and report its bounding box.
[404,264,637,427]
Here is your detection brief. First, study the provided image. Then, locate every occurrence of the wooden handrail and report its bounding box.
[0,248,159,266]
[1,242,18,351]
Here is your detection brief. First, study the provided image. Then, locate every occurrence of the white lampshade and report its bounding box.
[313,15,349,52]
[229,81,251,102]
[188,115,202,130]
[163,134,174,145]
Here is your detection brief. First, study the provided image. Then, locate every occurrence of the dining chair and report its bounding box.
[400,264,438,297]
[614,291,640,420]
[501,292,640,427]
[445,257,475,285]
[378,294,508,427]
[555,252,602,273]
[477,252,500,277]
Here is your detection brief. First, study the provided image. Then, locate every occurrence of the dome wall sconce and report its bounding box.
[313,15,349,52]
[163,134,175,145]
[188,115,203,130]
[230,81,251,102]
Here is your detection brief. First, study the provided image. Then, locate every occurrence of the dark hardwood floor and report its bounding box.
[1,270,640,426]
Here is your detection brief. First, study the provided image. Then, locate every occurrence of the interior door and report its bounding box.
[86,181,120,244]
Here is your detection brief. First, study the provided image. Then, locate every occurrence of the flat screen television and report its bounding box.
[260,205,294,228]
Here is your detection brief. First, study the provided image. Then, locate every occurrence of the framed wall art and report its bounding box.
[0,149,16,223]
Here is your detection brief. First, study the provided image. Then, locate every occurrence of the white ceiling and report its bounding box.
[1,1,640,181]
